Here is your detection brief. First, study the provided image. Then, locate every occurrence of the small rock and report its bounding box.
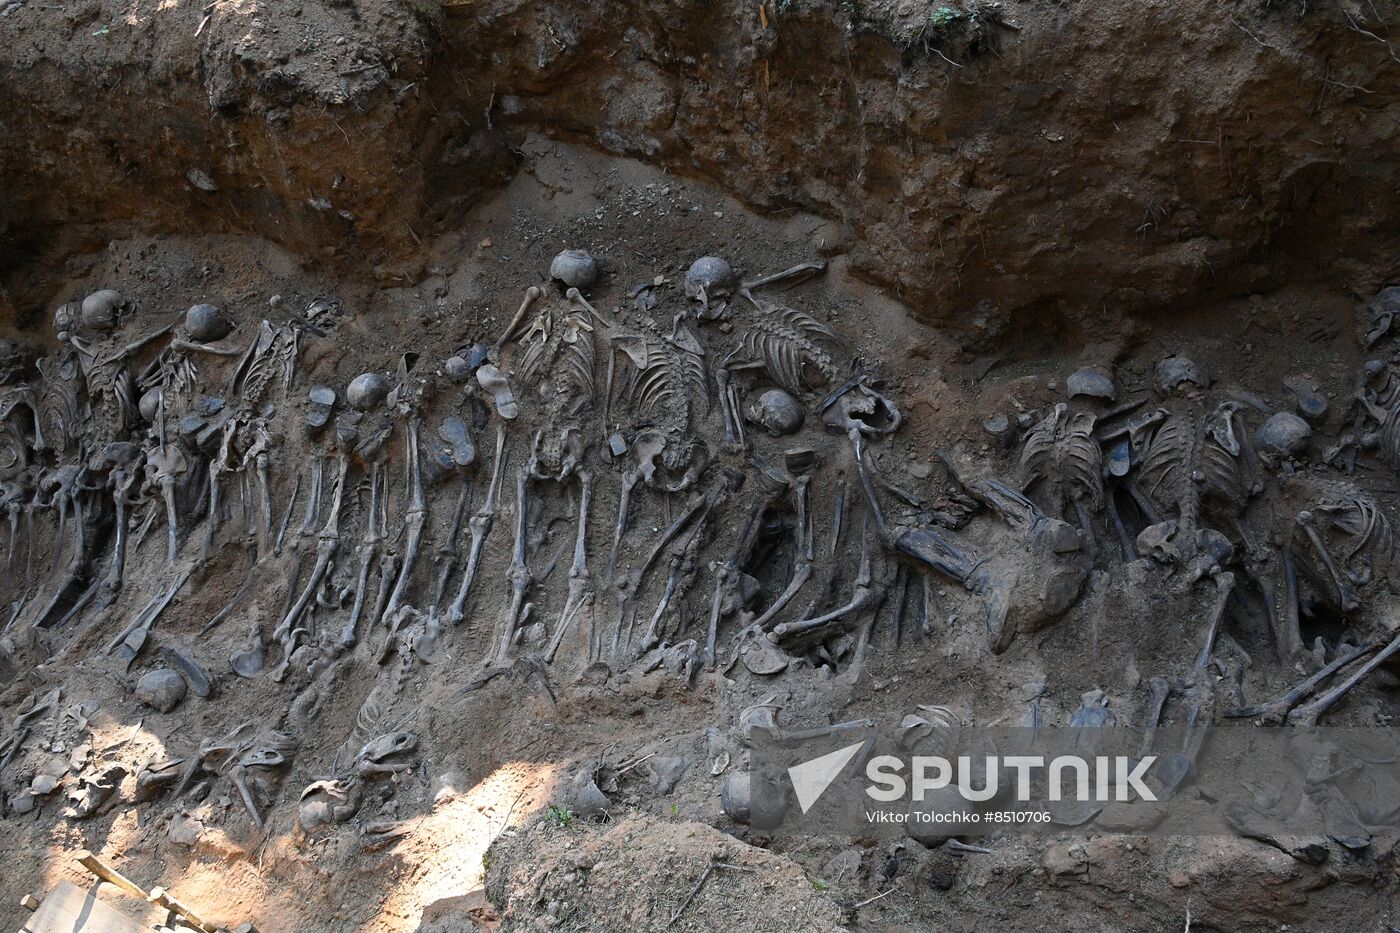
[1067,368,1116,402]
[444,355,471,383]
[983,413,1010,436]
[1293,389,1328,425]
[135,668,187,713]
[347,372,390,411]
[1256,412,1312,459]
[30,774,60,796]
[185,303,231,341]
[721,770,786,829]
[550,249,600,290]
[186,168,218,192]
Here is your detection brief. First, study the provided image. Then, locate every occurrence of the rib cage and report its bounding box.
[1137,404,1247,533]
[1019,403,1103,517]
[733,295,842,394]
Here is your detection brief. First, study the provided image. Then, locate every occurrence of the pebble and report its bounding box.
[135,668,187,713]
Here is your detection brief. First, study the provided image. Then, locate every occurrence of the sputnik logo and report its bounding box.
[787,742,865,814]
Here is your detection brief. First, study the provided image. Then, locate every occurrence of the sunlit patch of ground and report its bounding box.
[363,760,559,932]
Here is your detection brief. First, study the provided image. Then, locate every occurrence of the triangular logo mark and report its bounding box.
[788,741,864,814]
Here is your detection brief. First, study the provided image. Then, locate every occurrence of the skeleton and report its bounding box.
[1291,484,1392,613]
[565,288,708,440]
[1252,473,1392,664]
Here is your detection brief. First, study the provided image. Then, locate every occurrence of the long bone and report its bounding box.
[1261,547,1305,663]
[149,392,186,563]
[774,522,879,643]
[276,448,350,643]
[601,468,641,598]
[204,420,236,557]
[611,489,709,658]
[273,473,300,557]
[380,417,426,629]
[107,567,194,668]
[1137,676,1173,759]
[704,484,781,667]
[1155,570,1236,791]
[754,474,814,631]
[636,499,718,656]
[716,353,761,450]
[626,480,729,655]
[101,445,143,596]
[841,563,885,683]
[853,431,987,589]
[740,260,828,293]
[418,478,472,660]
[253,443,274,560]
[240,471,255,540]
[371,551,398,636]
[831,473,847,557]
[1287,629,1400,726]
[889,564,910,647]
[446,422,507,628]
[38,464,83,573]
[1295,510,1361,613]
[1225,642,1376,722]
[546,470,593,664]
[284,455,326,600]
[492,287,544,356]
[339,461,385,652]
[491,467,532,664]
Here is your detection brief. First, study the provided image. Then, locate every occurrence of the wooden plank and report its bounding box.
[16,880,147,933]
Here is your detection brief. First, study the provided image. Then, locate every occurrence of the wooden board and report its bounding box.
[17,880,147,933]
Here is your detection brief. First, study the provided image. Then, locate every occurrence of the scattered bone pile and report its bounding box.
[0,256,1398,856]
